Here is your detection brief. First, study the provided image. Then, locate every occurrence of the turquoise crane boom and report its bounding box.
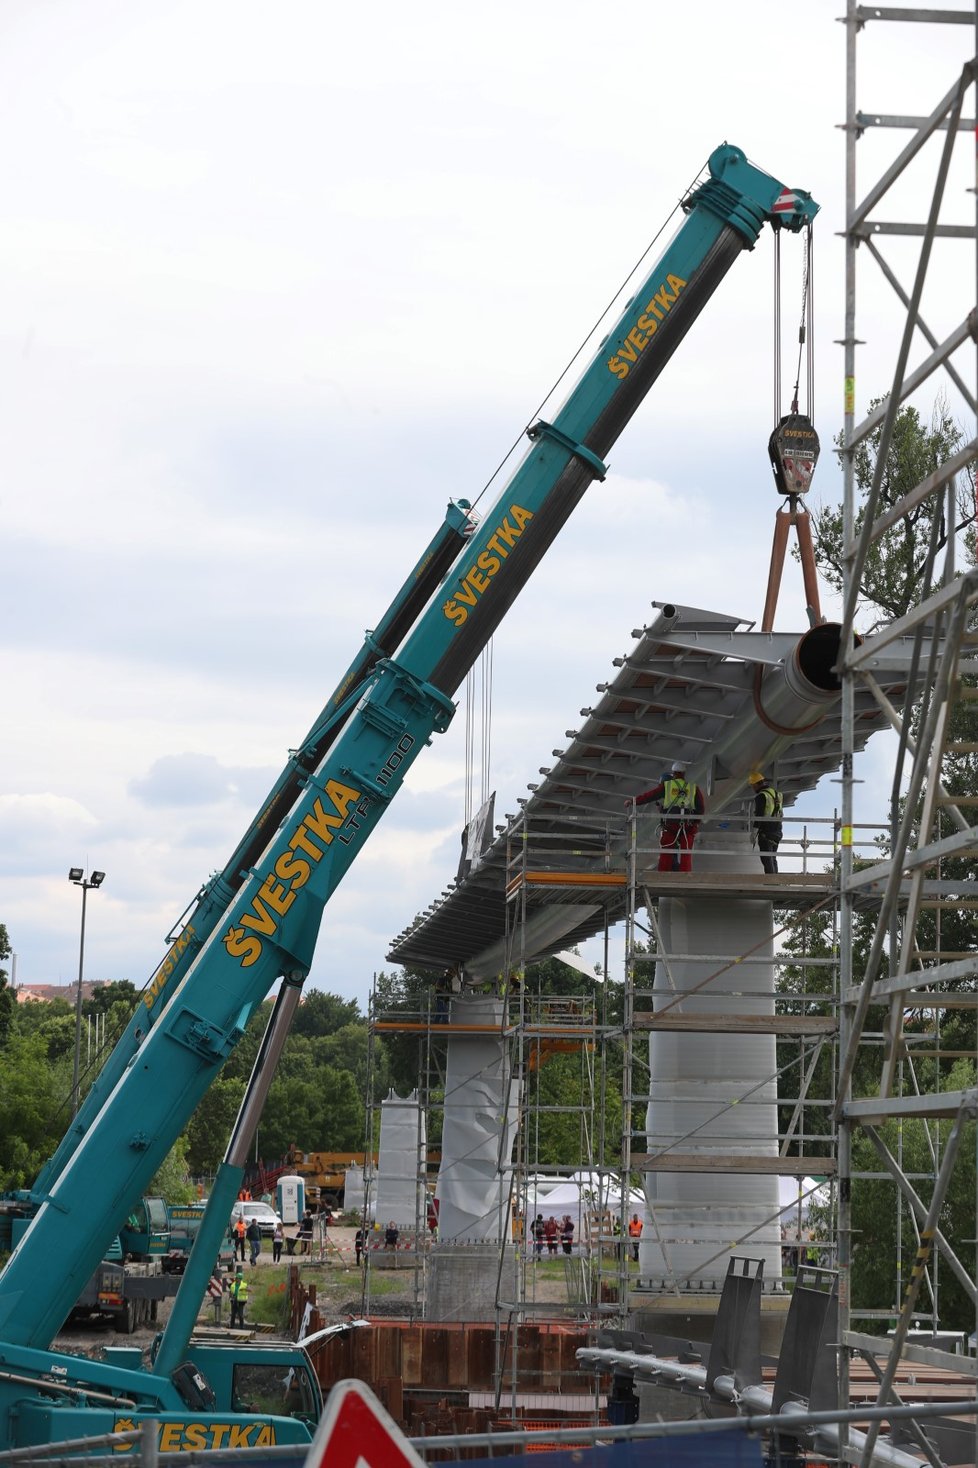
[0,143,816,1447]
[28,499,474,1204]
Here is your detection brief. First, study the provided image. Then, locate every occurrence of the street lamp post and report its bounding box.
[68,867,105,1117]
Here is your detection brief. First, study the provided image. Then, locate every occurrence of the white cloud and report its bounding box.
[0,0,969,1008]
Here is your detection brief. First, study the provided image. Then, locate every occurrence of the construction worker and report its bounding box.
[631,761,705,872]
[229,1267,249,1327]
[749,772,784,874]
[628,1213,643,1262]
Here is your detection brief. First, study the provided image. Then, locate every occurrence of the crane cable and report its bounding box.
[460,163,711,825]
[774,222,815,424]
[463,645,494,827]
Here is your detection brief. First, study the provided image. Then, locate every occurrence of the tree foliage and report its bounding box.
[149,1136,196,1205]
[0,923,13,1047]
[810,398,975,631]
[2,944,618,1238]
[0,973,376,1189]
[0,1032,69,1189]
[837,1061,977,1331]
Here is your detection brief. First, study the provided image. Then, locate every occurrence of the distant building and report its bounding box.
[15,981,105,1006]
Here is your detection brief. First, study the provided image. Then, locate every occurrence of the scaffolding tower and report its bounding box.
[377,12,978,1433]
[498,807,859,1323]
[837,2,978,1458]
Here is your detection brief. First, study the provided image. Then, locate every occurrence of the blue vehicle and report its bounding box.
[0,144,817,1452]
[122,1197,235,1273]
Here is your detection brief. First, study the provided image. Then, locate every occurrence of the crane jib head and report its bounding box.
[702,143,819,235]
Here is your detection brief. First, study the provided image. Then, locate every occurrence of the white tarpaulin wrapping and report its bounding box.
[374,1090,426,1227]
[436,992,518,1242]
[641,830,783,1287]
[343,1163,367,1219]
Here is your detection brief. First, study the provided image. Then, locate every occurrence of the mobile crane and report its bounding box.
[0,144,817,1453]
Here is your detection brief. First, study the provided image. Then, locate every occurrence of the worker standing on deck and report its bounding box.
[749,772,784,874]
[631,761,705,872]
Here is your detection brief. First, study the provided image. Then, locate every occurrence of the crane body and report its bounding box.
[0,143,817,1451]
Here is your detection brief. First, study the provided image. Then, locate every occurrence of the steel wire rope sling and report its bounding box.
[753,214,829,764]
[762,217,821,634]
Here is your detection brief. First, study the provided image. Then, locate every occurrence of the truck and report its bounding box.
[0,1197,205,1335]
[283,1150,373,1211]
[0,144,817,1453]
[70,1251,173,1336]
[120,1197,234,1275]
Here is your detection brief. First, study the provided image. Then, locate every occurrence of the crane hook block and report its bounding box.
[768,413,819,498]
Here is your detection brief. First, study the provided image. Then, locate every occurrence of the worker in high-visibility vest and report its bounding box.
[628,1213,643,1263]
[749,772,784,874]
[631,761,705,872]
[229,1267,249,1327]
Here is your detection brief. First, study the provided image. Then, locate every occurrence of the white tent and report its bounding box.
[777,1175,830,1211]
[524,1173,643,1242]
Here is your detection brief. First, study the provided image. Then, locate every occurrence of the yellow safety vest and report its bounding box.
[757,786,783,820]
[661,778,697,816]
[231,1276,249,1303]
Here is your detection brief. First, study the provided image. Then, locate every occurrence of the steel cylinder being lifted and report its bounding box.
[700,621,856,813]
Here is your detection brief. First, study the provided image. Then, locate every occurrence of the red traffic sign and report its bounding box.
[306,1378,424,1468]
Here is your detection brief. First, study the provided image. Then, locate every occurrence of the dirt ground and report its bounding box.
[54,1223,588,1358]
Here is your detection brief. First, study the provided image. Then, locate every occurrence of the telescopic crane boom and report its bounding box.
[0,143,817,1452]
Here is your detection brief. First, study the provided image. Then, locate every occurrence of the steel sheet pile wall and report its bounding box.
[310,1319,603,1413]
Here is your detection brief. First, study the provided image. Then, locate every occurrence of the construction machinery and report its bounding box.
[0,143,816,1452]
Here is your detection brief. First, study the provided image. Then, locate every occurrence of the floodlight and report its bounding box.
[68,867,84,882]
[90,871,106,888]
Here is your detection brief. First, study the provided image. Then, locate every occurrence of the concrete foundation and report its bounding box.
[632,1289,792,1358]
[636,1380,706,1423]
[425,1243,518,1322]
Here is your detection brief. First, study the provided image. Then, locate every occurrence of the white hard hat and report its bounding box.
[671,760,687,774]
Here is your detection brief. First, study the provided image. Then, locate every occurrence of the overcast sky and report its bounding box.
[1,1,972,1006]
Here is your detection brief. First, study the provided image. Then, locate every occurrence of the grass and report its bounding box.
[216,1266,294,1330]
[360,1272,405,1298]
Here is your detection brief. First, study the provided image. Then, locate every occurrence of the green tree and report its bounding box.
[811,398,974,631]
[185,1077,243,1175]
[0,924,13,1047]
[88,979,138,1015]
[262,1065,364,1155]
[0,1032,67,1189]
[371,968,445,1098]
[839,1059,977,1331]
[14,1002,76,1064]
[317,1023,372,1098]
[523,1049,623,1168]
[149,1135,196,1204]
[291,989,362,1038]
